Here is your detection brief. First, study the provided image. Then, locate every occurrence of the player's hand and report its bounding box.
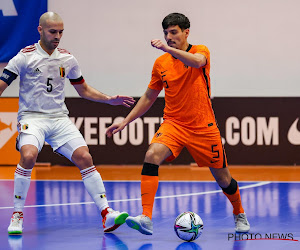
[151,39,169,52]
[106,123,126,138]
[107,95,135,107]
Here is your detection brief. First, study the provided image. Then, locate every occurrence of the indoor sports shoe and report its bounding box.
[125,215,153,235]
[102,208,129,232]
[8,212,23,234]
[234,213,250,233]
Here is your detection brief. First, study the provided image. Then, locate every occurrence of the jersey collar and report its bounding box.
[36,41,59,58]
[172,44,193,59]
[186,44,192,52]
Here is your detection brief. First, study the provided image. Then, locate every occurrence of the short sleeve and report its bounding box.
[195,45,210,67]
[4,53,26,76]
[148,60,163,90]
[67,56,83,80]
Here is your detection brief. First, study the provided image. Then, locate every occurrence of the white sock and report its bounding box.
[14,164,32,212]
[80,166,109,211]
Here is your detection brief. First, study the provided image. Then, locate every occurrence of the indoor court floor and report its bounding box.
[0,165,300,250]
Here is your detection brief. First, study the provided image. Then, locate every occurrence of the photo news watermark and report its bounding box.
[228,233,299,242]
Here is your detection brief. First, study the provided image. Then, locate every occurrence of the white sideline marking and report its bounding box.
[0,181,271,210]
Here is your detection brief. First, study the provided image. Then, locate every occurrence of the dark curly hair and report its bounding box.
[162,13,190,30]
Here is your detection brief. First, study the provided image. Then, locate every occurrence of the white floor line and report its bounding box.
[0,181,271,210]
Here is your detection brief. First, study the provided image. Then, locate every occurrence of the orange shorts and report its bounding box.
[150,120,227,168]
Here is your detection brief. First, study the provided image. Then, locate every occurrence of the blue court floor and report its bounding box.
[0,180,299,250]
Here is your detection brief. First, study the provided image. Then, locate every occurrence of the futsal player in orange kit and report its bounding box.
[106,12,250,235]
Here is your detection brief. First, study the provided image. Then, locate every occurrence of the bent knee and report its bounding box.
[82,151,93,163]
[144,149,161,165]
[20,150,38,167]
[72,150,93,167]
[216,175,232,189]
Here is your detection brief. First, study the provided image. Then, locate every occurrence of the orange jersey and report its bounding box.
[148,44,216,130]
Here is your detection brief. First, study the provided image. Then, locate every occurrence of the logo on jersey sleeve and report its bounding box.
[59,66,65,78]
[1,72,10,80]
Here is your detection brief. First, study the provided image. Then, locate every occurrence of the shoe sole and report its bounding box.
[8,231,22,235]
[115,212,129,225]
[104,212,129,233]
[125,218,152,235]
[235,228,250,233]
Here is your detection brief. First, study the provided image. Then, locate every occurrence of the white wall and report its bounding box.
[1,0,299,97]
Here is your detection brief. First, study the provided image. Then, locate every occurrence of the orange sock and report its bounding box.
[141,175,159,219]
[223,185,244,215]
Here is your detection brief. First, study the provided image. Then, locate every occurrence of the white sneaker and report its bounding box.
[102,208,129,232]
[234,213,250,233]
[8,212,23,234]
[126,215,153,235]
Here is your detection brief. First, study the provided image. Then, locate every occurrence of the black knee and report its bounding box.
[222,178,238,195]
[141,162,159,176]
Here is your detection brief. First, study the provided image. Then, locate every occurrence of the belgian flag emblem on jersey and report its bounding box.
[59,67,65,78]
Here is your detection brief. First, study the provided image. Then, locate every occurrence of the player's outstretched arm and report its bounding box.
[151,39,206,68]
[73,81,135,107]
[106,87,160,137]
[0,80,9,96]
